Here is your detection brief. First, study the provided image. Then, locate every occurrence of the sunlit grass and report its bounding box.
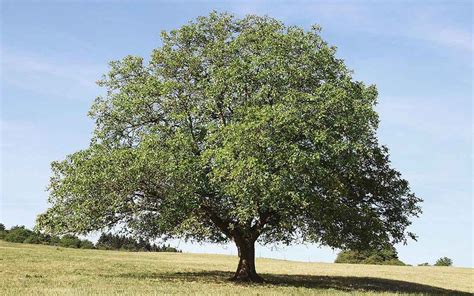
[0,240,472,295]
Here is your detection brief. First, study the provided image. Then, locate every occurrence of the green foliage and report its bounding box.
[418,262,430,266]
[37,12,421,260]
[96,233,180,252]
[23,234,41,244]
[335,246,405,266]
[59,234,82,248]
[4,226,34,243]
[0,223,6,239]
[2,226,67,246]
[162,245,180,252]
[434,257,453,267]
[79,239,95,249]
[49,235,61,246]
[0,223,178,252]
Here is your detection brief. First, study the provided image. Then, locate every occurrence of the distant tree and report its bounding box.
[23,232,52,245]
[37,233,56,245]
[0,223,6,239]
[4,226,33,243]
[36,12,422,282]
[434,257,453,267]
[95,232,178,252]
[418,262,430,266]
[96,233,113,250]
[59,234,82,248]
[49,235,61,246]
[24,233,42,244]
[0,224,63,246]
[162,245,180,253]
[79,239,95,249]
[335,246,405,266]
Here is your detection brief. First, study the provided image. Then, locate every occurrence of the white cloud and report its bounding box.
[229,2,472,52]
[423,26,473,52]
[1,48,106,100]
[227,1,367,25]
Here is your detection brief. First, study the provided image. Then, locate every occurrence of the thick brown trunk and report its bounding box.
[231,238,263,282]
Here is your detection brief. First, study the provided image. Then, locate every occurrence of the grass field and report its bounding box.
[0,241,472,295]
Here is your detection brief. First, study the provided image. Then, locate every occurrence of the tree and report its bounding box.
[434,257,453,267]
[0,223,6,239]
[418,262,430,266]
[79,239,95,249]
[335,246,405,265]
[4,226,33,243]
[36,12,422,282]
[59,234,82,248]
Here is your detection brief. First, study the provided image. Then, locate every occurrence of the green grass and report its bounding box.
[0,241,472,295]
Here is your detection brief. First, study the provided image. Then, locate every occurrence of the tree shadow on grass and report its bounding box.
[113,270,471,295]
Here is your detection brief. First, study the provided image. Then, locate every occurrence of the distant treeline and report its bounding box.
[96,233,180,252]
[335,246,405,266]
[335,246,454,267]
[0,223,180,253]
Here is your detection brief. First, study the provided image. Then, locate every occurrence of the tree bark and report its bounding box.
[231,237,263,282]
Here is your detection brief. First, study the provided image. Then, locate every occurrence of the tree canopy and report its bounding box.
[37,12,422,282]
[435,257,453,267]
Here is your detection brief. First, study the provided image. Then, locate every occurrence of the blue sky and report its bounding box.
[1,1,472,267]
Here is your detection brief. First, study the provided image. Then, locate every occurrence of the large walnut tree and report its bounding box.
[37,12,421,282]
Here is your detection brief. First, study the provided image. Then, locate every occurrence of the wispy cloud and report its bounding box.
[1,48,106,100]
[228,1,367,25]
[421,26,473,52]
[229,1,472,53]
[352,8,473,53]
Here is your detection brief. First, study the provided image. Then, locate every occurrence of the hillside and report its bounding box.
[0,241,472,295]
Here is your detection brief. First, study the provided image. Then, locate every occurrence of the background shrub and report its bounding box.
[434,257,453,266]
[59,234,82,248]
[79,239,95,249]
[24,234,42,244]
[4,226,34,243]
[0,223,179,252]
[418,262,430,266]
[335,246,405,266]
[0,223,6,239]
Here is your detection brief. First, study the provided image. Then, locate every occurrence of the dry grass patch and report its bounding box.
[0,241,472,295]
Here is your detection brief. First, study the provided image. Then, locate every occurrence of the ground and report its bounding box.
[0,241,472,295]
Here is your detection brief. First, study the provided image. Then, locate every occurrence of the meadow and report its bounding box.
[0,240,472,295]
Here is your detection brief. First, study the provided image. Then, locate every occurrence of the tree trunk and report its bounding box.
[231,238,263,282]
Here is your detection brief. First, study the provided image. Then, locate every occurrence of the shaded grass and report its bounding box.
[1,241,472,295]
[112,270,472,295]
